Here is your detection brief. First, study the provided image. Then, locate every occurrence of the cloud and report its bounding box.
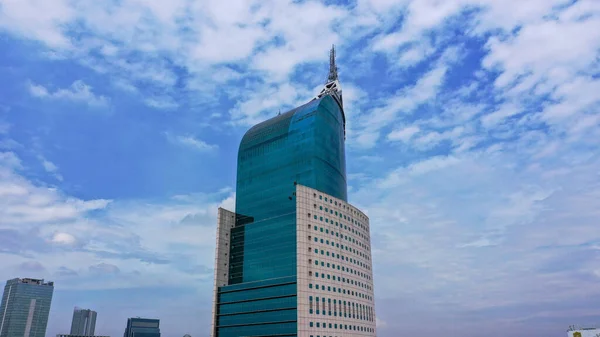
[0,148,232,291]
[28,80,109,107]
[351,55,452,148]
[164,132,218,152]
[18,260,46,272]
[51,232,77,245]
[387,125,420,142]
[37,156,63,181]
[55,266,78,277]
[0,151,22,169]
[89,263,120,274]
[144,97,179,110]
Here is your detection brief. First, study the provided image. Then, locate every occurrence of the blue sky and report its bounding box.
[0,0,599,336]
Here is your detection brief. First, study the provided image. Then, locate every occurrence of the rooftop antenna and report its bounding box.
[327,44,338,83]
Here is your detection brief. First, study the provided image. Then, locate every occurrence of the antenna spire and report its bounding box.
[327,44,338,83]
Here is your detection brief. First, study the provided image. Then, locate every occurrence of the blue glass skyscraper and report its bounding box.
[211,47,376,337]
[0,278,54,337]
[123,318,160,337]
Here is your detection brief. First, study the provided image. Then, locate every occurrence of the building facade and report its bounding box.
[123,318,160,337]
[0,278,54,337]
[211,46,376,337]
[567,326,600,337]
[70,307,97,336]
[58,334,109,337]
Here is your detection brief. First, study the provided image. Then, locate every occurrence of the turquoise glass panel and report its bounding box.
[215,95,347,336]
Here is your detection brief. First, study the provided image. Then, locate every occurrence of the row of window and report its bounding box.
[311,246,370,270]
[309,236,372,277]
[313,193,368,224]
[314,204,370,239]
[310,214,370,252]
[308,322,374,334]
[308,296,374,322]
[309,248,371,280]
[308,281,372,301]
[309,256,372,284]
[307,224,371,261]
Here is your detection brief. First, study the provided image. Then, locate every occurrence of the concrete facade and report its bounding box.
[210,208,235,337]
[296,184,376,337]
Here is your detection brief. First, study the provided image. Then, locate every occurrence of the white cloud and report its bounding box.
[164,132,218,152]
[144,97,179,110]
[51,232,77,245]
[0,0,75,48]
[229,82,312,126]
[387,125,420,142]
[352,60,449,148]
[0,151,22,169]
[0,150,232,291]
[28,80,109,107]
[37,155,63,181]
[89,262,120,274]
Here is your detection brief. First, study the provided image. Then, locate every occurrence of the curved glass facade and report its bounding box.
[214,95,347,337]
[231,95,347,284]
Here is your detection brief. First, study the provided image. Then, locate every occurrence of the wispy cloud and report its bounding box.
[164,132,218,152]
[28,80,109,107]
[37,155,63,181]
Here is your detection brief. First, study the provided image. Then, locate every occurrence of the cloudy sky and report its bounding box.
[1,0,599,336]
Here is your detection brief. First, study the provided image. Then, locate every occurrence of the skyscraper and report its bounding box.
[0,278,54,337]
[123,318,160,337]
[211,46,376,337]
[70,307,97,336]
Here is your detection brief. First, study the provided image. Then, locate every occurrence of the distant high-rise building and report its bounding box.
[123,318,160,337]
[210,46,376,336]
[57,335,109,337]
[567,325,599,337]
[0,278,54,337]
[70,307,97,336]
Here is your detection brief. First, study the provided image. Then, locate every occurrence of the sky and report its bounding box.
[0,0,599,336]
